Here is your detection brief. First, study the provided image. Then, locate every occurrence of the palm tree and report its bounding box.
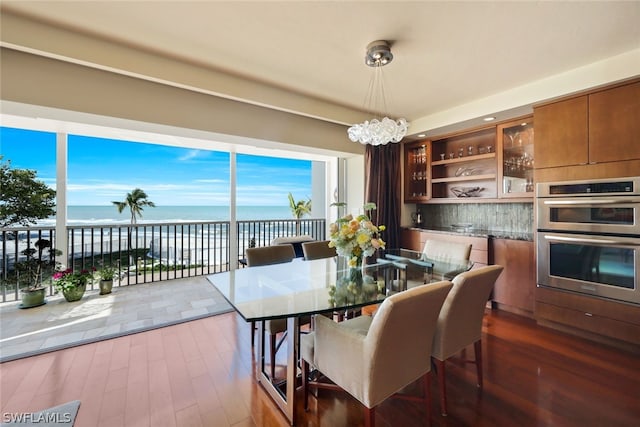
[112,189,155,267]
[288,193,311,235]
[112,188,155,224]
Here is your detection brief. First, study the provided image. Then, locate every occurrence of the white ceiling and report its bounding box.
[2,1,640,139]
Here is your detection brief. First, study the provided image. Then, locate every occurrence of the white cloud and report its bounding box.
[178,150,203,161]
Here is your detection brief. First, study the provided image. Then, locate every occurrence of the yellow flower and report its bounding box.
[356,232,370,245]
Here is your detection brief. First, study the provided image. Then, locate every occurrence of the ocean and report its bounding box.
[37,205,295,226]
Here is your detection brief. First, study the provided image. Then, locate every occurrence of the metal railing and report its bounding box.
[1,218,326,302]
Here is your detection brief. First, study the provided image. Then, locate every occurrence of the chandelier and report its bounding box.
[347,40,409,146]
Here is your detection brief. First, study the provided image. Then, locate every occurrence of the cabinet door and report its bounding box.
[400,229,423,251]
[491,239,535,314]
[534,96,588,168]
[589,81,640,163]
[404,141,429,202]
[497,117,534,198]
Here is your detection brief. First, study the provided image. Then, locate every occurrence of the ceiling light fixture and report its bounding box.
[483,116,496,122]
[347,40,409,146]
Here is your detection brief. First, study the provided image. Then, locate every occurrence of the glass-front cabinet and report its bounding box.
[402,117,535,203]
[404,140,429,202]
[497,117,534,198]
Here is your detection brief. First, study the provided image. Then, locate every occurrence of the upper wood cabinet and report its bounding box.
[534,80,640,169]
[589,81,640,163]
[534,96,588,169]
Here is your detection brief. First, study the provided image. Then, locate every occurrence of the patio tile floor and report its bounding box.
[0,276,232,362]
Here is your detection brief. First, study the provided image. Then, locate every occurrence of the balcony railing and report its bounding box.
[0,218,326,302]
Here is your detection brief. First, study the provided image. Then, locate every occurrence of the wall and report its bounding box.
[0,47,361,157]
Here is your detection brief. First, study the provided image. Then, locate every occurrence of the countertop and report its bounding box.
[405,226,533,242]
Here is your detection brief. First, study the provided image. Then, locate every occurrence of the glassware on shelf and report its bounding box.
[506,132,519,147]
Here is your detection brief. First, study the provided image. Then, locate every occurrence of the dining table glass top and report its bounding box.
[208,250,473,322]
[208,257,389,322]
[379,248,473,279]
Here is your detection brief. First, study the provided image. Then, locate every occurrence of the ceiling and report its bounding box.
[1,1,639,139]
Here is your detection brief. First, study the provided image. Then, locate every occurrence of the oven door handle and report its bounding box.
[543,234,638,246]
[543,199,640,205]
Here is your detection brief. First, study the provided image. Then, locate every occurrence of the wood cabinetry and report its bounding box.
[404,119,536,203]
[404,140,430,202]
[534,96,588,169]
[534,80,640,170]
[497,117,534,198]
[490,238,535,317]
[588,81,640,163]
[400,228,423,251]
[429,126,497,202]
[536,287,640,351]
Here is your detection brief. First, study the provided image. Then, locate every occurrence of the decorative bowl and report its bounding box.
[450,186,484,198]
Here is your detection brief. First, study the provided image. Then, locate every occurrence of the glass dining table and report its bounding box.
[378,248,474,291]
[207,252,472,425]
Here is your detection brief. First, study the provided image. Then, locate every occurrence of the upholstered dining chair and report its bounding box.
[245,244,298,380]
[423,239,472,263]
[301,280,454,427]
[431,265,504,416]
[301,240,336,260]
[407,240,472,287]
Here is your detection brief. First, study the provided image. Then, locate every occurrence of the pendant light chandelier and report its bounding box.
[347,40,409,146]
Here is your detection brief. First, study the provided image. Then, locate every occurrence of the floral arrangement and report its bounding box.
[53,267,95,293]
[328,277,383,307]
[328,202,386,267]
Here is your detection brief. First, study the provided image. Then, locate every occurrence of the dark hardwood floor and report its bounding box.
[1,309,638,426]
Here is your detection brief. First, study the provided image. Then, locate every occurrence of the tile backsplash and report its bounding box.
[418,203,534,234]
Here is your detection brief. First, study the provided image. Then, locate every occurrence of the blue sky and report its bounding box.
[0,127,312,206]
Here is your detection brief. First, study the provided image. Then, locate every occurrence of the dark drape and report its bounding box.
[365,143,401,250]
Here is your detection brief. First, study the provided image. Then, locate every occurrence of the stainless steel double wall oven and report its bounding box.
[537,177,640,305]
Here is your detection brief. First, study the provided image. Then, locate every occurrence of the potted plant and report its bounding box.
[53,267,95,302]
[97,265,119,295]
[14,239,61,309]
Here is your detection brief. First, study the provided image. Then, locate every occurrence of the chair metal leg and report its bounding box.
[433,357,448,416]
[474,339,483,388]
[364,406,375,427]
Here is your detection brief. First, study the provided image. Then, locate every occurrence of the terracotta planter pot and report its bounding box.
[20,287,46,309]
[99,279,113,295]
